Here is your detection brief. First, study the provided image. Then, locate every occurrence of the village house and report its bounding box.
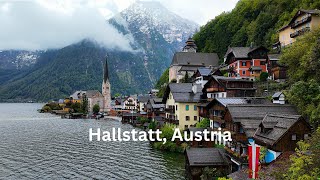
[272,91,285,104]
[223,104,299,170]
[202,75,256,100]
[162,83,202,130]
[273,9,320,49]
[169,38,220,83]
[224,46,269,79]
[198,97,268,128]
[253,114,312,163]
[185,148,232,180]
[192,67,223,88]
[122,96,138,111]
[268,54,287,81]
[145,98,165,120]
[137,95,150,112]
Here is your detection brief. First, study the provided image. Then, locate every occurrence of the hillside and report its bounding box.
[0,1,198,102]
[193,0,320,60]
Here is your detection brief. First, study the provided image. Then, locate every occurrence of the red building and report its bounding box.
[224,46,269,80]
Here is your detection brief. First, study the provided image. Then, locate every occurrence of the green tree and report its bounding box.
[284,127,320,179]
[196,118,210,128]
[71,102,81,113]
[81,94,88,114]
[114,93,121,98]
[93,104,100,114]
[260,72,268,82]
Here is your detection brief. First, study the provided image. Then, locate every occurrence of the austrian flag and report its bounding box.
[248,140,260,179]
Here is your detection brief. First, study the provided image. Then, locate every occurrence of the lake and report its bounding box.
[0,103,185,179]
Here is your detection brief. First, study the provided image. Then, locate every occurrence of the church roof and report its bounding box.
[171,52,219,66]
[104,56,109,82]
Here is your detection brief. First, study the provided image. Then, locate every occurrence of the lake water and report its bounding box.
[0,103,185,179]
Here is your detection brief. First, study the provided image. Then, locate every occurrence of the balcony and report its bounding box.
[291,15,311,28]
[224,146,248,164]
[290,27,310,38]
[165,108,175,114]
[165,118,179,125]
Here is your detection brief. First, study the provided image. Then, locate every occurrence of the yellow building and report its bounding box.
[163,83,202,130]
[276,9,320,48]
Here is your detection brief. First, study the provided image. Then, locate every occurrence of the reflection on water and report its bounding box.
[0,103,185,179]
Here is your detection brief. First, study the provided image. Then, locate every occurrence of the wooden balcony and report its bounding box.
[291,15,311,28]
[290,27,310,38]
[224,146,248,164]
[165,108,175,114]
[206,87,225,92]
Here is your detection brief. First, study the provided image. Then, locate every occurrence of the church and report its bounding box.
[67,56,111,113]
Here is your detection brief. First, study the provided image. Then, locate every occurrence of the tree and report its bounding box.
[71,102,81,113]
[114,93,121,98]
[93,104,100,114]
[260,72,268,82]
[284,127,320,179]
[81,94,88,114]
[196,118,210,128]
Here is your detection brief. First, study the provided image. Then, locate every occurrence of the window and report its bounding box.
[242,61,246,66]
[194,105,197,111]
[194,116,197,121]
[242,71,246,75]
[250,62,253,66]
[292,134,297,141]
[176,105,177,111]
[260,61,266,65]
[186,116,190,121]
[185,125,188,129]
[186,105,189,111]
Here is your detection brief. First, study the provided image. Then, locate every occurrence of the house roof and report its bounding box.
[70,90,86,100]
[289,9,320,25]
[186,148,231,166]
[171,52,219,66]
[254,114,307,146]
[162,83,202,103]
[198,67,213,76]
[215,98,249,106]
[86,90,103,98]
[224,46,269,64]
[227,104,299,137]
[272,92,283,98]
[179,65,204,72]
[137,95,151,103]
[268,54,281,61]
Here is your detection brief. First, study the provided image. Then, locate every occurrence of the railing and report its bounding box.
[224,146,248,164]
[165,108,175,114]
[165,118,179,125]
[291,15,311,28]
[290,27,310,38]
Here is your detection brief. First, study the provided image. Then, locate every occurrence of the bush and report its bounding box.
[93,104,100,114]
[260,72,269,82]
[196,118,210,128]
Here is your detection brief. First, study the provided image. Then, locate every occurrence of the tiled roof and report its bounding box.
[254,114,305,146]
[198,67,212,76]
[272,92,283,98]
[137,95,151,103]
[186,148,231,166]
[86,90,102,98]
[163,83,202,103]
[70,90,86,100]
[179,65,203,72]
[227,104,299,137]
[215,98,248,106]
[171,52,219,66]
[224,47,252,58]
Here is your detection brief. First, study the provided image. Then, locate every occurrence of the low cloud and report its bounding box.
[0,1,133,51]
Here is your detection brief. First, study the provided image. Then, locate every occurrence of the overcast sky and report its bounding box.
[0,0,238,51]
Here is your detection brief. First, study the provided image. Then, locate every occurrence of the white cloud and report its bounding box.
[0,1,134,51]
[0,0,238,51]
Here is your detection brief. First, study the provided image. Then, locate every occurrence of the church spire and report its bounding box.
[104,56,109,83]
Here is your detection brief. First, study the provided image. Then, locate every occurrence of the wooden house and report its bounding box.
[185,148,232,180]
[202,76,256,100]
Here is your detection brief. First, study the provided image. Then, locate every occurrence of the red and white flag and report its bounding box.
[248,140,260,179]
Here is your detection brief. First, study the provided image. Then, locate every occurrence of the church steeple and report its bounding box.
[102,55,111,112]
[182,37,197,52]
[103,56,109,83]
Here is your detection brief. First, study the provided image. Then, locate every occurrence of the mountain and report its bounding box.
[0,1,198,102]
[109,1,199,82]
